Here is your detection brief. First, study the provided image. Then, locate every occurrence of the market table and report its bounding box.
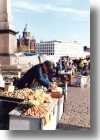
[0,86,66,130]
[58,71,89,88]
[58,70,72,86]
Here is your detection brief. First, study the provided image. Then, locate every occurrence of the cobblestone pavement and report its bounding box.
[58,86,90,129]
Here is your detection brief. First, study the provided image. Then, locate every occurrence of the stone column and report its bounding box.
[0,0,12,29]
[0,0,17,65]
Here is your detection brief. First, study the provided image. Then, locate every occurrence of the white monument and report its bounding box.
[0,0,17,65]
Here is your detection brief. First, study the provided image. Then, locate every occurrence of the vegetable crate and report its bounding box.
[42,99,58,130]
[9,99,58,130]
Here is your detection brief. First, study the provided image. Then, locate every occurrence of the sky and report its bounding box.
[12,0,90,46]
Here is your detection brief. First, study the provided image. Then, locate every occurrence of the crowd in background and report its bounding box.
[55,56,90,76]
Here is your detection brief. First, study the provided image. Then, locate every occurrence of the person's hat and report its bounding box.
[43,60,53,69]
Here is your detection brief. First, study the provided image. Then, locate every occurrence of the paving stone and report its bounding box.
[58,87,90,129]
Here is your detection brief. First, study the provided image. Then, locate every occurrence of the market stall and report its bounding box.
[58,70,89,88]
[0,85,65,130]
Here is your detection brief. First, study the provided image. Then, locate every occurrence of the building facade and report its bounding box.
[36,40,87,59]
[36,40,56,55]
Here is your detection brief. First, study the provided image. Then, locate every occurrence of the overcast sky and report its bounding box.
[12,0,90,46]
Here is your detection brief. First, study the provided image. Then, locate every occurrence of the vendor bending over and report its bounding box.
[13,61,56,89]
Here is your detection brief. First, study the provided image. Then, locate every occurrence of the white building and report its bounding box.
[36,40,55,55]
[36,40,89,59]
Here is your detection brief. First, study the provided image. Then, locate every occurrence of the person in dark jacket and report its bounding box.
[13,60,55,89]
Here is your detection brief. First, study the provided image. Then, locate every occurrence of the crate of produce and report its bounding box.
[50,92,64,122]
[42,99,58,130]
[9,114,42,130]
[0,89,24,113]
[0,88,35,103]
[9,99,58,130]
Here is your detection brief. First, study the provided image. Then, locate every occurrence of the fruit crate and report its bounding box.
[9,99,58,130]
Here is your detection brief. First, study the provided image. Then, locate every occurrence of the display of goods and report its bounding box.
[0,88,52,106]
[0,90,15,97]
[50,92,63,98]
[15,89,53,120]
[21,104,49,118]
[51,87,63,93]
[0,88,34,99]
[0,88,42,98]
[28,91,52,105]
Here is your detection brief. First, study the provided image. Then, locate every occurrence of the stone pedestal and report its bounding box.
[0,29,17,65]
[0,54,17,65]
[0,0,17,65]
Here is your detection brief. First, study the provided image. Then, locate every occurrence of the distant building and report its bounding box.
[17,24,36,53]
[36,40,88,58]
